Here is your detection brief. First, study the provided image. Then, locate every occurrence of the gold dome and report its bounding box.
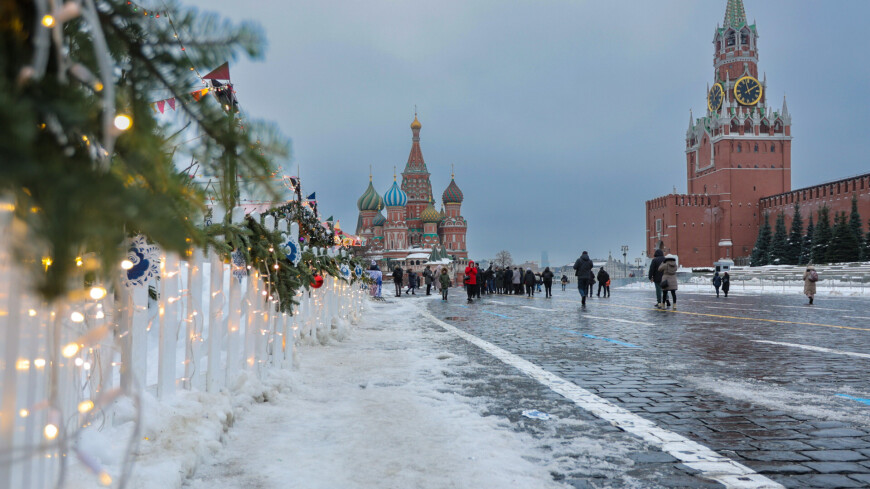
[410,115,421,130]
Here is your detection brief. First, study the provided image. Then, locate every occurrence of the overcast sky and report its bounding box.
[201,0,870,267]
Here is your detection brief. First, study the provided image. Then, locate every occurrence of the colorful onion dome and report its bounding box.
[410,115,421,130]
[383,179,408,207]
[356,180,383,211]
[372,212,387,226]
[442,177,463,204]
[420,202,441,223]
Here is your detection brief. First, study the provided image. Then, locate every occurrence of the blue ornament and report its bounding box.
[284,239,301,266]
[122,235,161,288]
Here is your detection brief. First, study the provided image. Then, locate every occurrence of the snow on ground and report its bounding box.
[67,298,582,489]
[182,298,569,489]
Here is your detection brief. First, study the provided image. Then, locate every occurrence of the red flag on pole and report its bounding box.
[202,62,230,81]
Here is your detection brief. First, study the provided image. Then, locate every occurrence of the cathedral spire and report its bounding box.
[781,95,789,117]
[723,0,747,28]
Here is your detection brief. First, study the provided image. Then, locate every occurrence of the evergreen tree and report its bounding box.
[750,213,772,266]
[849,195,864,259]
[769,212,789,265]
[786,203,803,265]
[827,212,861,263]
[800,215,814,265]
[0,1,288,299]
[811,207,833,264]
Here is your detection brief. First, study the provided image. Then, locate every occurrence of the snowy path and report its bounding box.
[183,299,572,489]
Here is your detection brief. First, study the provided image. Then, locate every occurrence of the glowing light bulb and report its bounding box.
[83,362,91,370]
[99,472,112,486]
[44,424,58,440]
[62,343,80,358]
[78,400,94,413]
[42,15,55,27]
[89,286,107,300]
[121,259,134,270]
[16,359,30,370]
[19,409,29,418]
[74,358,84,367]
[70,311,85,322]
[34,358,46,368]
[94,82,104,92]
[113,114,132,131]
[95,310,105,319]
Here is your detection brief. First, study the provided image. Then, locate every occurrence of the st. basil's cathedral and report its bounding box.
[355,115,470,280]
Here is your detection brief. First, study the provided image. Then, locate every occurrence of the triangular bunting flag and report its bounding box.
[167,98,176,110]
[326,216,334,222]
[307,192,316,201]
[157,100,165,114]
[150,103,158,113]
[202,62,230,81]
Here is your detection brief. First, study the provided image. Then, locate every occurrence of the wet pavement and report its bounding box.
[426,287,870,488]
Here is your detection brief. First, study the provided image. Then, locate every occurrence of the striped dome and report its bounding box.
[356,181,383,211]
[420,203,441,223]
[372,212,387,226]
[442,178,463,204]
[383,180,408,207]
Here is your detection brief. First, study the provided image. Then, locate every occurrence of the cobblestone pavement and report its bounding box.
[425,288,870,488]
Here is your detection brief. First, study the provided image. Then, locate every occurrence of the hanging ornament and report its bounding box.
[354,264,363,277]
[311,274,324,289]
[340,264,351,281]
[121,235,161,288]
[283,239,301,266]
[231,250,247,282]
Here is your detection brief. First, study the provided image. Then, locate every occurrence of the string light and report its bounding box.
[62,343,80,358]
[19,409,29,418]
[34,358,46,368]
[89,286,107,300]
[77,400,94,414]
[44,424,59,440]
[114,114,133,131]
[71,311,85,322]
[42,15,55,27]
[121,259,134,270]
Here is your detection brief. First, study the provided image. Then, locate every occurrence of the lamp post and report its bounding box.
[635,257,642,276]
[621,245,629,278]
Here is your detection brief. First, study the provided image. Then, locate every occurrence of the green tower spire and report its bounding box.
[724,0,747,28]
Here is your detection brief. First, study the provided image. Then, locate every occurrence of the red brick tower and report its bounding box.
[441,172,468,260]
[646,0,793,266]
[401,114,434,247]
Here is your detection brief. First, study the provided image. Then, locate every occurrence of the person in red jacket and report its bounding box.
[464,260,478,303]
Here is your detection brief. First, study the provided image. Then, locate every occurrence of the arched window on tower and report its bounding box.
[726,30,736,47]
[740,28,750,46]
[754,144,759,153]
[771,144,776,153]
[737,143,742,153]
[774,121,783,133]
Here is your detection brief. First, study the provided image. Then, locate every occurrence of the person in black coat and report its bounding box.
[503,267,513,294]
[648,249,666,307]
[573,251,593,305]
[392,266,404,297]
[523,269,537,297]
[587,270,596,298]
[475,264,483,298]
[722,272,731,298]
[541,267,554,298]
[597,267,610,298]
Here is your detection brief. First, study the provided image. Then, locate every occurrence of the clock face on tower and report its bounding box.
[734,76,763,106]
[707,83,724,112]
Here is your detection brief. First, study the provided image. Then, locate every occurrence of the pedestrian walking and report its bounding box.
[587,270,596,298]
[560,274,568,291]
[658,255,678,308]
[542,267,554,298]
[367,262,383,298]
[648,249,666,308]
[712,271,722,298]
[524,269,536,297]
[803,265,818,305]
[423,265,434,295]
[392,266,404,297]
[464,260,478,303]
[512,267,522,295]
[475,263,483,298]
[597,267,610,298]
[439,267,451,301]
[535,273,543,293]
[722,272,730,298]
[486,265,495,294]
[573,251,593,306]
[405,269,418,295]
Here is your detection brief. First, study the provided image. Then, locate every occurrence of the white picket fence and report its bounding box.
[0,205,365,489]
